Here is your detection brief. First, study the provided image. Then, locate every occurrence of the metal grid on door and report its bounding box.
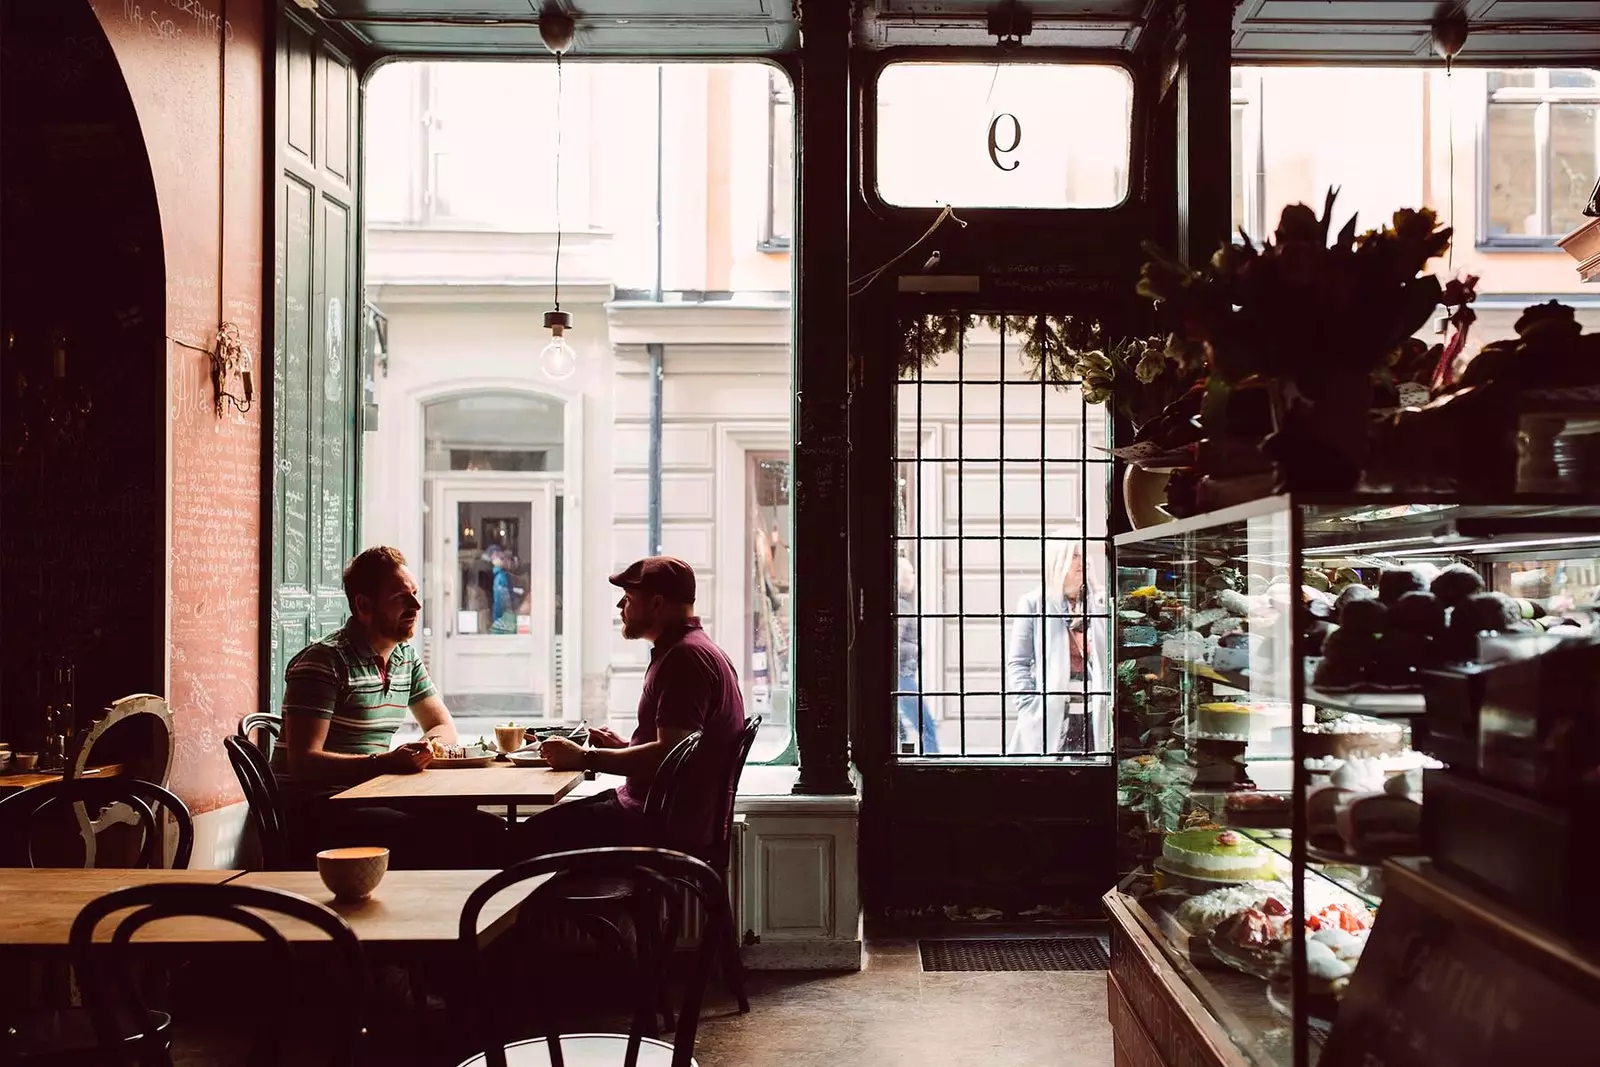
[892,313,1114,760]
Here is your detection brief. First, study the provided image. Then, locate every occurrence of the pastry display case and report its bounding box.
[1102,495,1600,1067]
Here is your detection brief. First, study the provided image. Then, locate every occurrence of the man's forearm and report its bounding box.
[585,740,667,776]
[287,748,377,785]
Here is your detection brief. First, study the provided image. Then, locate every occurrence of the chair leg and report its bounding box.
[720,926,750,1015]
[628,892,675,1034]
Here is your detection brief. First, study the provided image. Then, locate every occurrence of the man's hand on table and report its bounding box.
[587,725,627,749]
[539,736,588,771]
[377,741,433,774]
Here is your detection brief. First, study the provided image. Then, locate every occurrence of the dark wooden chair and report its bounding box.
[0,776,193,870]
[700,714,763,1014]
[525,732,704,1033]
[236,712,282,758]
[455,847,729,1067]
[0,778,194,1064]
[68,882,367,1067]
[50,694,175,868]
[224,734,293,871]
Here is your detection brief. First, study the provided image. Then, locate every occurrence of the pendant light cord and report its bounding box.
[554,52,564,312]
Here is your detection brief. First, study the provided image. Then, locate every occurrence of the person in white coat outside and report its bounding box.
[1006,530,1106,756]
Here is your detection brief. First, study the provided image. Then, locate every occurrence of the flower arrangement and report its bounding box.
[897,313,1204,438]
[1137,189,1453,490]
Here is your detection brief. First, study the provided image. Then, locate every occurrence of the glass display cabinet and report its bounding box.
[1102,496,1600,1067]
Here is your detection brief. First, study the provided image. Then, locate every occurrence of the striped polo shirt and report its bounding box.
[272,620,436,776]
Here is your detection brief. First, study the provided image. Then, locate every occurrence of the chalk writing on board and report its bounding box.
[121,0,235,44]
[325,297,345,402]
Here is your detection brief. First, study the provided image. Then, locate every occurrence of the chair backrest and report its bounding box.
[71,882,366,1067]
[458,847,727,1067]
[71,694,175,787]
[224,735,291,870]
[237,712,282,759]
[708,714,763,873]
[640,731,703,844]
[0,777,193,869]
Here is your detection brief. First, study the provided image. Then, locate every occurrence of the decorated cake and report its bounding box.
[1301,715,1404,760]
[1195,701,1290,742]
[1195,701,1252,740]
[1161,828,1282,882]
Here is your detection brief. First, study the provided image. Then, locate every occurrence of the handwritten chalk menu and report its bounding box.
[1322,863,1600,1067]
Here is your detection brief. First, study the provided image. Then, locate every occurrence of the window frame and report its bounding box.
[760,68,794,251]
[860,48,1145,219]
[890,313,1115,763]
[1478,67,1600,250]
[1231,69,1266,242]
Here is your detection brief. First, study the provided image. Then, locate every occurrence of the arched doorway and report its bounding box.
[0,0,166,740]
[419,391,569,725]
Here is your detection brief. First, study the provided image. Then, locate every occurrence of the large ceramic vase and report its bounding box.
[1121,466,1173,529]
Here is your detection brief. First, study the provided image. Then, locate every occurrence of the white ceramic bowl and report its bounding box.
[316,846,390,901]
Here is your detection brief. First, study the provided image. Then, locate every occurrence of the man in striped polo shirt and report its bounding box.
[274,546,504,868]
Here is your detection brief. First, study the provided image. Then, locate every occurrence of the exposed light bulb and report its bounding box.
[540,308,576,379]
[540,334,577,380]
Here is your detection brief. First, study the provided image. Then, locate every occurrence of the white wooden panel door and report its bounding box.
[432,478,555,715]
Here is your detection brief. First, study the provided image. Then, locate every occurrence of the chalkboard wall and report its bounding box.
[0,0,166,743]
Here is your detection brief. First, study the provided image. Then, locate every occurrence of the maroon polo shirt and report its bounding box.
[616,618,745,846]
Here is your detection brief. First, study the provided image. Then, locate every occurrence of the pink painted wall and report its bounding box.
[89,0,266,814]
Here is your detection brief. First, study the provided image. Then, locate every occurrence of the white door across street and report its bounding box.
[427,477,557,720]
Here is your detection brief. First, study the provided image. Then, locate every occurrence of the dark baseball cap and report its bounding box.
[609,556,696,605]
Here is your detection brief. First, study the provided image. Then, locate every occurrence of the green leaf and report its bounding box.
[1320,185,1341,243]
[1337,213,1359,250]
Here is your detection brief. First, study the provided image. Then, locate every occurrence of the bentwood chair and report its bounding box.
[0,778,194,1064]
[524,733,705,1033]
[456,847,728,1067]
[0,776,193,871]
[236,713,282,761]
[68,882,368,1067]
[224,732,293,871]
[697,714,763,1015]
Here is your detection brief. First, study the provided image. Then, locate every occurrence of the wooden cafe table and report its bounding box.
[0,867,241,959]
[329,763,585,822]
[0,867,544,964]
[0,763,126,797]
[224,869,546,962]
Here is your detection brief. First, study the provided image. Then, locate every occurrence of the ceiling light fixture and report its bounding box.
[539,3,577,381]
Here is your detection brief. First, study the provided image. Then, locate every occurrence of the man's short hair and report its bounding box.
[344,546,407,611]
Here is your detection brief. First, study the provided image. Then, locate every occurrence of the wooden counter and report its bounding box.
[1103,889,1260,1067]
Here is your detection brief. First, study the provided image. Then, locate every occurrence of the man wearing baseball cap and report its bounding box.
[508,555,745,858]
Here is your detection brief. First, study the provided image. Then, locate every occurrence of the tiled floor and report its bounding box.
[691,935,1115,1067]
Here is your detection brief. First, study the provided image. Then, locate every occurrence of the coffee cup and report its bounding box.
[12,753,38,771]
[316,846,389,902]
[494,724,526,754]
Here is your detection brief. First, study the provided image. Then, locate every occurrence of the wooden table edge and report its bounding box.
[0,868,531,960]
[326,768,586,807]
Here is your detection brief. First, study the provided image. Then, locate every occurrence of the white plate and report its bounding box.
[430,751,496,768]
[505,751,550,768]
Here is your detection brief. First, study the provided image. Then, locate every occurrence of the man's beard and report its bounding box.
[378,615,416,641]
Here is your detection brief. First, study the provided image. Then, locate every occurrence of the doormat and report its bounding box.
[918,937,1109,972]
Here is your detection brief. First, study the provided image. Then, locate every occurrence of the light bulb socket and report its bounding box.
[544,309,573,333]
[1431,5,1469,61]
[539,2,576,55]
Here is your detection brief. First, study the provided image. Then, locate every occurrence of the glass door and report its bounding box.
[430,479,556,721]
